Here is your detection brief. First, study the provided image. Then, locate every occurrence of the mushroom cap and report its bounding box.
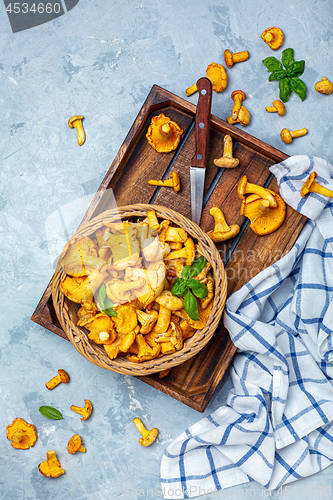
[242,189,286,235]
[300,172,317,197]
[6,418,37,449]
[146,113,183,153]
[237,106,251,126]
[214,157,239,168]
[205,62,228,93]
[261,27,284,50]
[59,236,104,277]
[280,128,292,144]
[314,77,333,95]
[67,434,86,454]
[38,450,65,477]
[224,49,234,68]
[231,90,246,102]
[272,100,286,116]
[171,171,181,192]
[68,115,83,127]
[58,369,70,383]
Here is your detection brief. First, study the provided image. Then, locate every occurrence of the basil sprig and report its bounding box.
[39,406,63,420]
[97,283,117,317]
[262,48,306,102]
[171,256,208,321]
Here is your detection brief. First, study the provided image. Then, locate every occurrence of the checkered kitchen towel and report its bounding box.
[160,156,333,499]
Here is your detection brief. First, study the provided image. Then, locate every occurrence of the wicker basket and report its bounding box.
[52,204,227,376]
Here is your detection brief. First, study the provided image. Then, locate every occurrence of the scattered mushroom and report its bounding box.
[127,333,160,362]
[213,134,239,168]
[226,106,251,126]
[240,191,286,235]
[70,399,93,421]
[164,237,195,266]
[300,171,333,198]
[280,127,308,144]
[261,27,284,50]
[224,49,249,68]
[148,171,181,192]
[45,369,70,390]
[185,62,227,96]
[133,417,158,446]
[206,207,240,242]
[314,77,333,95]
[146,114,183,153]
[231,90,246,121]
[38,450,65,477]
[68,115,85,146]
[67,434,86,454]
[136,309,159,334]
[237,175,277,207]
[265,100,286,116]
[6,418,37,449]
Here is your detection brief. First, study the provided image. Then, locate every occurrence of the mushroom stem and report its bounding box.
[264,32,274,43]
[185,83,198,97]
[161,123,172,135]
[237,175,277,207]
[133,417,158,446]
[291,128,308,139]
[209,207,230,233]
[11,429,25,443]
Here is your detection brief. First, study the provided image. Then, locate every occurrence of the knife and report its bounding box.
[190,77,212,226]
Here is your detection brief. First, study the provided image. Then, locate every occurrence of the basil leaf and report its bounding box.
[181,265,191,280]
[289,77,307,101]
[171,278,188,297]
[281,48,295,69]
[190,282,208,299]
[189,256,206,278]
[287,60,305,77]
[268,69,287,81]
[39,406,63,420]
[279,78,291,102]
[262,56,282,72]
[184,290,199,321]
[98,283,107,309]
[102,295,117,317]
[186,278,202,289]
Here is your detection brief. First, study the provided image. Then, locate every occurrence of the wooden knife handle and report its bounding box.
[191,77,212,168]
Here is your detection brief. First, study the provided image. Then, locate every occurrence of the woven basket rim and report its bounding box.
[52,204,227,376]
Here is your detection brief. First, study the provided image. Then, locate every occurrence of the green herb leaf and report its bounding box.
[268,69,288,81]
[181,265,191,280]
[281,48,295,69]
[39,406,63,420]
[184,290,199,321]
[98,283,107,307]
[289,77,307,101]
[262,56,282,72]
[279,78,291,102]
[102,295,118,317]
[190,282,208,299]
[287,60,305,77]
[189,256,206,278]
[171,278,189,297]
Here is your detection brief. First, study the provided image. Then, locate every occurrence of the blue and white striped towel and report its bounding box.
[160,156,333,499]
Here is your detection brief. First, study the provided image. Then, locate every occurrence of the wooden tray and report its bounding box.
[31,85,307,412]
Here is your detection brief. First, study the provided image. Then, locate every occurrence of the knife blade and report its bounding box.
[190,77,212,226]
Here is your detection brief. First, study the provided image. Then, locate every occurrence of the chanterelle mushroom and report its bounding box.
[280,127,307,144]
[6,418,37,449]
[261,27,284,50]
[148,171,181,192]
[146,114,183,153]
[68,115,85,146]
[38,450,65,477]
[231,90,246,121]
[213,134,239,168]
[266,100,286,116]
[224,49,249,68]
[185,62,227,96]
[227,106,251,127]
[314,77,333,95]
[58,236,106,276]
[45,369,70,390]
[133,417,158,447]
[67,434,86,454]
[207,207,240,242]
[300,171,333,198]
[237,175,277,208]
[240,190,286,235]
[70,399,93,421]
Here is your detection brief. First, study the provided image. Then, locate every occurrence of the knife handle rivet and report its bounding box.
[197,154,203,160]
[199,122,205,129]
[201,89,207,95]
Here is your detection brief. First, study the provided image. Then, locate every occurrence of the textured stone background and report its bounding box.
[1,0,333,498]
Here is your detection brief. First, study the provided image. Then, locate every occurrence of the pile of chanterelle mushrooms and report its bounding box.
[58,210,214,363]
